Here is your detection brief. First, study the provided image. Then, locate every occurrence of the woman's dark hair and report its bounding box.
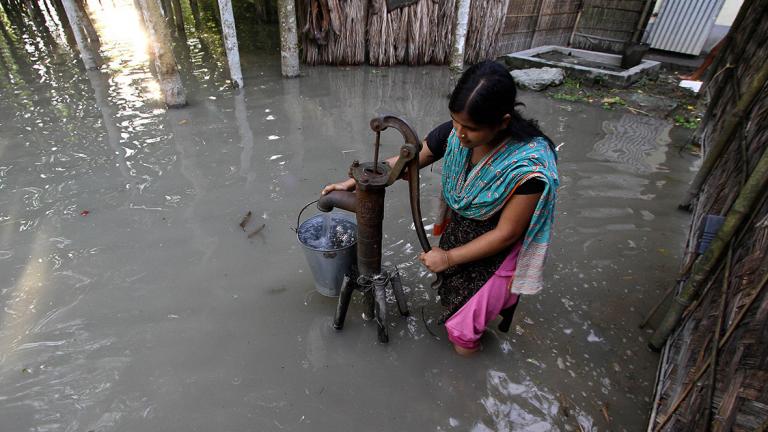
[449,60,555,153]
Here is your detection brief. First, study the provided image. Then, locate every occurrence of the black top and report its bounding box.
[425,121,545,195]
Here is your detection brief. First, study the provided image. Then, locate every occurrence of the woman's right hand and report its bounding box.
[321,178,356,196]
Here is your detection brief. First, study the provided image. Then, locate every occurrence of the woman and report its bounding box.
[322,61,559,354]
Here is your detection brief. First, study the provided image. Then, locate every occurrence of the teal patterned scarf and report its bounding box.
[441,130,559,294]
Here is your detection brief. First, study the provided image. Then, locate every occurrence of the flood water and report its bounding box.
[0,1,697,430]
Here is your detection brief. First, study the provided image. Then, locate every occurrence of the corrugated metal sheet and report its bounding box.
[647,0,726,55]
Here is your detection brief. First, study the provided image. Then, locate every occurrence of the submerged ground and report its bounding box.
[0,1,697,431]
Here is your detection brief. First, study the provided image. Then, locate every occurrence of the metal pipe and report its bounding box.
[317,190,358,213]
[355,187,385,276]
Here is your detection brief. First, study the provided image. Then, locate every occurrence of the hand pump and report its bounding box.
[317,115,439,343]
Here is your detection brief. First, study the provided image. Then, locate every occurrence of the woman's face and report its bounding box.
[450,111,509,149]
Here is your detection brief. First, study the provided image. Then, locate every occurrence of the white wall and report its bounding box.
[715,0,743,25]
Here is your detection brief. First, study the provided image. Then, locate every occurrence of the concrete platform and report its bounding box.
[501,45,662,88]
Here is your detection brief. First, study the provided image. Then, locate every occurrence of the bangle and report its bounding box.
[443,250,452,267]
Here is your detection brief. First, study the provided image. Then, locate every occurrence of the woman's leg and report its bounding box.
[444,274,518,353]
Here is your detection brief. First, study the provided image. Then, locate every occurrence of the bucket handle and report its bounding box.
[294,198,320,233]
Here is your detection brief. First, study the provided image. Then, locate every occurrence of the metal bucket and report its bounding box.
[296,201,357,297]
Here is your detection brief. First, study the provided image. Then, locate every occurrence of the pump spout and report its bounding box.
[317,190,358,213]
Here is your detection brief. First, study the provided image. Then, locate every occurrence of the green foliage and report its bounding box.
[562,77,582,89]
[674,115,701,129]
[552,92,588,102]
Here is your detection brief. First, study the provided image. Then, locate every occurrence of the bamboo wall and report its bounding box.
[571,0,645,53]
[298,0,649,65]
[496,0,581,54]
[648,0,768,430]
[497,0,646,55]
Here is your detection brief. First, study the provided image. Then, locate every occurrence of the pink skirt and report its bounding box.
[444,242,522,349]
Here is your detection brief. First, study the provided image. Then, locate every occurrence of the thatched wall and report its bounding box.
[297,0,649,65]
[298,0,509,66]
[496,0,646,55]
[648,0,768,430]
[496,0,581,54]
[571,0,645,53]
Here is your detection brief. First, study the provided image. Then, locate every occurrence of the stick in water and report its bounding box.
[247,224,266,238]
[239,211,252,230]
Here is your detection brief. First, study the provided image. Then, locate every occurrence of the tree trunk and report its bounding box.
[449,0,471,74]
[61,0,101,69]
[135,0,187,107]
[216,0,242,87]
[277,0,299,77]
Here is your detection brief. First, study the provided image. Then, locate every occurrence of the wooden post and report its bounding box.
[217,0,242,87]
[61,0,101,69]
[277,0,298,77]
[75,0,101,49]
[188,0,201,30]
[170,0,185,37]
[136,0,187,107]
[449,0,471,74]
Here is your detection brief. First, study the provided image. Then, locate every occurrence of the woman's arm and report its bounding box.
[420,192,542,272]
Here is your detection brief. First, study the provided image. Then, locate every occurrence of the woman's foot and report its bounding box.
[453,343,480,356]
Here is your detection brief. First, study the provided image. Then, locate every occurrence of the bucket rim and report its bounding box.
[296,212,357,253]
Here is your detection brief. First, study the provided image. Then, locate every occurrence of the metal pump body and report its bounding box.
[317,115,433,343]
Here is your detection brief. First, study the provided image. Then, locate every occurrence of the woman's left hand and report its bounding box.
[419,247,452,273]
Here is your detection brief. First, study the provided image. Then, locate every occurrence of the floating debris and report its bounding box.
[239,211,252,230]
[247,224,266,238]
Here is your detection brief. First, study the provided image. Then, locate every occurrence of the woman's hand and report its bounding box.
[321,178,356,196]
[419,247,452,273]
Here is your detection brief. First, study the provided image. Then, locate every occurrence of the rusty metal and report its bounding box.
[318,114,436,343]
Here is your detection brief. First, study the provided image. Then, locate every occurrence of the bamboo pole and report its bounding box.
[136,0,186,107]
[61,0,100,69]
[216,0,242,87]
[449,0,471,74]
[632,0,654,43]
[680,59,768,209]
[649,147,768,349]
[703,249,730,431]
[277,0,298,77]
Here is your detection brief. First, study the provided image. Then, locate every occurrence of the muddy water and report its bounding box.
[0,1,696,430]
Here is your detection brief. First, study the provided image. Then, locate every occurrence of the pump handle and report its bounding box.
[369,115,443,290]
